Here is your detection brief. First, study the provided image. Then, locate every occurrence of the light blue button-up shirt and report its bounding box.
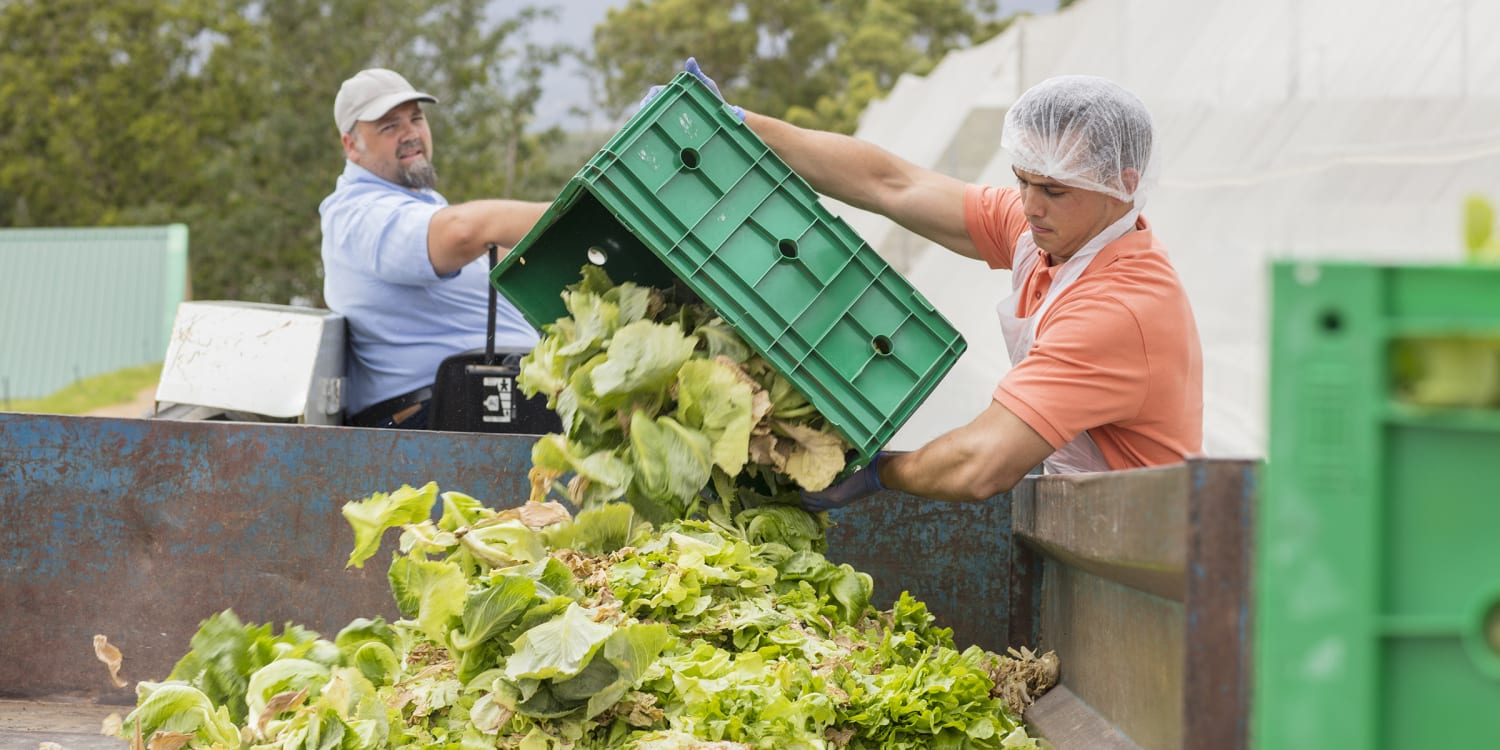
[320,161,539,415]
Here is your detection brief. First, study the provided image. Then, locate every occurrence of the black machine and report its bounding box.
[428,245,562,435]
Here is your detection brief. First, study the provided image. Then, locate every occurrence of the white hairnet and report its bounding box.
[1000,75,1157,206]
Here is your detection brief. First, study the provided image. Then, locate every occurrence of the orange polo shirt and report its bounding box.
[963,185,1203,469]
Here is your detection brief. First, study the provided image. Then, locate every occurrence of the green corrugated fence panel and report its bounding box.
[0,225,188,401]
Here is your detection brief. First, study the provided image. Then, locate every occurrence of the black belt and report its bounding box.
[349,387,433,427]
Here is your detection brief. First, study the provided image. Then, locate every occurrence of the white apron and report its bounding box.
[998,209,1141,474]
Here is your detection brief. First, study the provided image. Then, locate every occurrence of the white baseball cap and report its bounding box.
[334,68,438,134]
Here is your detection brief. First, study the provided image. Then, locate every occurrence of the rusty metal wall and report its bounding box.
[1014,458,1256,750]
[0,414,537,703]
[0,413,1035,704]
[821,490,1039,654]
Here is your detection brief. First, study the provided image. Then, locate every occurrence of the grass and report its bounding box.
[3,363,163,415]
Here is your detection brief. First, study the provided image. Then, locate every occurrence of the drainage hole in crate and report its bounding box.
[778,239,799,260]
[587,238,624,266]
[1319,309,1343,333]
[681,147,701,169]
[872,335,893,356]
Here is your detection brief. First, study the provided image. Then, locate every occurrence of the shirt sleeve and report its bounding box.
[994,293,1150,449]
[335,192,449,286]
[963,184,1030,271]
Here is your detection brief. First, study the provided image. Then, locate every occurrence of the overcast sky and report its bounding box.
[525,0,1060,130]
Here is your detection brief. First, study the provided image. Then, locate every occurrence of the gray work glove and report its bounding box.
[800,452,886,512]
[640,57,746,122]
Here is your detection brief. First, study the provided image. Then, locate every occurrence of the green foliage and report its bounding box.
[0,0,227,227]
[0,0,583,305]
[1,0,1038,304]
[590,0,1016,133]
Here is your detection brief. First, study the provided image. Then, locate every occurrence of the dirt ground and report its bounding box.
[0,699,124,749]
[81,386,157,418]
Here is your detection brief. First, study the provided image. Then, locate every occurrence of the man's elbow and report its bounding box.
[427,208,482,274]
[969,466,1027,501]
[438,207,488,247]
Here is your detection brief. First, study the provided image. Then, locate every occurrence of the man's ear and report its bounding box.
[1121,167,1140,196]
[340,130,361,162]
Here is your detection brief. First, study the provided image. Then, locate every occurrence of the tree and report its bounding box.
[589,0,1014,133]
[0,0,577,305]
[0,0,234,227]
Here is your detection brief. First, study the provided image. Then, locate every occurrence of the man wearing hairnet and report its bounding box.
[645,60,1203,509]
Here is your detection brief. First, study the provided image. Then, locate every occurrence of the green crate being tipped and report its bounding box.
[491,71,965,463]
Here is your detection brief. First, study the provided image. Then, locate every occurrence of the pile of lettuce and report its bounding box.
[518,266,850,531]
[118,483,1045,749]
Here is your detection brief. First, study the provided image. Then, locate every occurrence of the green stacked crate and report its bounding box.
[1260,261,1500,749]
[492,71,966,463]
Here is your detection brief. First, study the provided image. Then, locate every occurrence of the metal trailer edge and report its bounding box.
[0,413,1254,749]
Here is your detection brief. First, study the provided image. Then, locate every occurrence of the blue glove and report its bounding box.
[801,453,886,512]
[639,57,746,122]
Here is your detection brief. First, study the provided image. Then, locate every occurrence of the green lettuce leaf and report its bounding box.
[343,482,439,568]
[627,413,714,524]
[737,503,823,552]
[693,316,753,362]
[386,555,468,643]
[122,681,242,748]
[245,657,331,729]
[558,291,621,358]
[531,433,633,507]
[438,491,488,532]
[675,358,754,475]
[450,574,539,652]
[583,623,672,719]
[351,641,401,686]
[518,321,575,401]
[540,502,646,555]
[459,519,548,569]
[164,610,330,723]
[589,320,697,400]
[774,421,848,491]
[504,603,616,682]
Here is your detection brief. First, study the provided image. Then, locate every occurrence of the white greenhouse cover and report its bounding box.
[840,0,1500,458]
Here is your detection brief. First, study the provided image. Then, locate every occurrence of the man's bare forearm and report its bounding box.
[880,400,1054,502]
[427,199,549,275]
[744,112,978,259]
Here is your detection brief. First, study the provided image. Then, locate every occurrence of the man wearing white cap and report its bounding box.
[320,68,548,429]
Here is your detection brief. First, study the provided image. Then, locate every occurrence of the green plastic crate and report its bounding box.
[1259,261,1500,749]
[491,72,966,463]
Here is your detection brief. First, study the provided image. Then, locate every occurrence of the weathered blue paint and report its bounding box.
[0,412,1030,703]
[0,413,540,702]
[821,489,1035,655]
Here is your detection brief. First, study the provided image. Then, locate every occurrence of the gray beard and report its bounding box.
[398,159,437,191]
